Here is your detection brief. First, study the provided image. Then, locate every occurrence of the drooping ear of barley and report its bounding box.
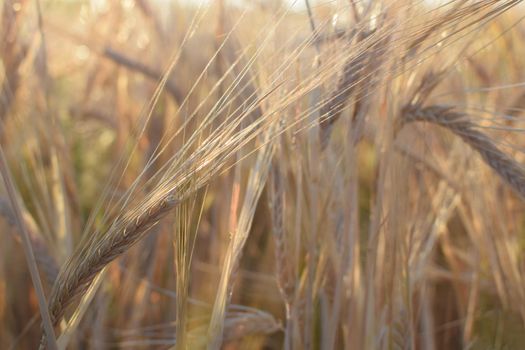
[401,104,525,200]
[319,39,369,147]
[38,191,180,349]
[268,162,295,312]
[48,192,180,326]
[189,305,281,348]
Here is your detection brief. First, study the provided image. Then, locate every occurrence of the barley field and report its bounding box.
[2,0,525,349]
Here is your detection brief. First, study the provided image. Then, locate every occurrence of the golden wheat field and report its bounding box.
[3,0,525,349]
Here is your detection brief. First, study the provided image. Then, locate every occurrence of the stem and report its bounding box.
[0,147,58,350]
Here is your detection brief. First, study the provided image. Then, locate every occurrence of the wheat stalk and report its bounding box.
[0,147,58,350]
[0,196,59,285]
[207,128,276,350]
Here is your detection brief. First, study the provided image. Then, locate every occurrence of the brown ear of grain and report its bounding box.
[401,104,525,200]
[47,193,179,327]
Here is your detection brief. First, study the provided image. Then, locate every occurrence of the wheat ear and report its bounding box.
[268,163,295,311]
[38,193,179,349]
[46,193,179,327]
[402,104,525,200]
